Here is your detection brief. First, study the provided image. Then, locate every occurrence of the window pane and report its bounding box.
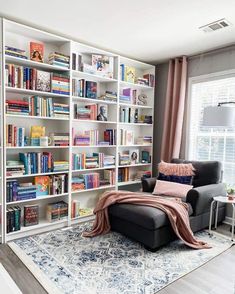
[188,75,235,185]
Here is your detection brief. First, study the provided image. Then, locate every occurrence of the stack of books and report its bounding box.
[71,176,85,191]
[143,74,155,87]
[5,46,27,59]
[6,180,36,202]
[99,91,117,102]
[51,73,70,95]
[120,129,134,145]
[5,65,52,92]
[73,130,98,146]
[103,155,115,167]
[72,79,97,98]
[119,88,137,104]
[46,201,68,222]
[53,103,69,118]
[48,52,70,68]
[6,207,21,233]
[24,204,39,227]
[136,136,152,145]
[50,132,69,146]
[118,167,130,182]
[19,152,53,174]
[137,77,149,85]
[119,151,131,166]
[6,160,25,177]
[100,170,115,186]
[74,104,98,120]
[53,161,69,172]
[134,170,152,180]
[6,124,25,146]
[6,99,30,116]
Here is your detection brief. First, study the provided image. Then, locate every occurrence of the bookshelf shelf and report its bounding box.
[1,18,155,242]
[119,122,153,126]
[72,70,118,83]
[6,114,69,121]
[6,87,70,98]
[72,166,116,172]
[6,218,68,236]
[120,80,154,90]
[72,96,117,105]
[6,193,69,205]
[119,103,153,109]
[6,146,69,149]
[5,55,70,72]
[119,144,152,147]
[7,171,69,179]
[72,145,116,148]
[72,119,117,124]
[118,163,151,168]
[71,185,115,194]
[118,180,141,186]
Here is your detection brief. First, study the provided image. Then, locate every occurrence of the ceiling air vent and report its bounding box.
[199,18,232,33]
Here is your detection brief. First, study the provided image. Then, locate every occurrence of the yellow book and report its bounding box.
[125,66,135,83]
[30,126,45,138]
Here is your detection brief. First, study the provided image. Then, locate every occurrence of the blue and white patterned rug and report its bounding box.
[9,223,232,294]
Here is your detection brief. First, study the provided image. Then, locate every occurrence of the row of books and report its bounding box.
[6,44,70,68]
[6,174,68,203]
[72,152,115,170]
[73,129,116,146]
[72,79,97,98]
[119,88,137,104]
[50,133,69,146]
[71,200,93,219]
[72,170,115,191]
[118,168,152,183]
[5,64,70,95]
[119,131,153,146]
[120,64,155,87]
[7,201,69,233]
[120,108,152,124]
[74,103,108,121]
[47,201,68,222]
[118,167,130,182]
[6,97,69,118]
[48,52,70,68]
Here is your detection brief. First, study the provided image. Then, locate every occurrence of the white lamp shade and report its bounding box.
[202,106,235,128]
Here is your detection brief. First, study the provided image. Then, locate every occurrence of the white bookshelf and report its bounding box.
[0,18,155,242]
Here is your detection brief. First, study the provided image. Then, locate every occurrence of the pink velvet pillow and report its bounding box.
[153,180,193,198]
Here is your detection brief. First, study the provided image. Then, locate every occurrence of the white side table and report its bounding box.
[209,196,235,241]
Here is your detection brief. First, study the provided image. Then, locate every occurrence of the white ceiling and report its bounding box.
[0,0,235,64]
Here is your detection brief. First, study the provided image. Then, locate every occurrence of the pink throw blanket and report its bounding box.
[83,190,211,249]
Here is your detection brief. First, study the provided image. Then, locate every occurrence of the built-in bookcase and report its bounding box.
[0,18,155,242]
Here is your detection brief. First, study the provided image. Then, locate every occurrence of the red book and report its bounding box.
[7,100,29,105]
[30,42,44,63]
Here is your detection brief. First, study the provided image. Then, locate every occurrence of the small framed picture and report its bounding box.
[130,149,139,164]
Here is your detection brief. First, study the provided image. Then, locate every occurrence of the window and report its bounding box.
[187,72,235,185]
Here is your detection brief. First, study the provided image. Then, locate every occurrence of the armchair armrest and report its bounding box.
[142,177,157,193]
[186,183,226,216]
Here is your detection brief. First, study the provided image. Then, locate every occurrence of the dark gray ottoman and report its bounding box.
[108,203,194,250]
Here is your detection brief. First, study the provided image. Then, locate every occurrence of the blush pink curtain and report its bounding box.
[160,56,188,162]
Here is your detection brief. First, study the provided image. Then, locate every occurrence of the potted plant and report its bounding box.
[227,187,235,200]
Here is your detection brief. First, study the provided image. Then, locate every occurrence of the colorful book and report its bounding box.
[35,176,50,196]
[30,42,44,63]
[24,204,39,226]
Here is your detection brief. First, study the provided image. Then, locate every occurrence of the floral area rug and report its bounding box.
[9,222,233,294]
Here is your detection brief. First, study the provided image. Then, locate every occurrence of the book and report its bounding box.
[36,70,51,92]
[24,204,39,226]
[97,104,108,121]
[85,81,97,99]
[46,201,68,222]
[125,66,135,83]
[35,176,50,196]
[30,42,44,63]
[30,126,45,138]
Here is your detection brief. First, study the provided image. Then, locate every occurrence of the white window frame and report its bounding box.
[186,69,235,161]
